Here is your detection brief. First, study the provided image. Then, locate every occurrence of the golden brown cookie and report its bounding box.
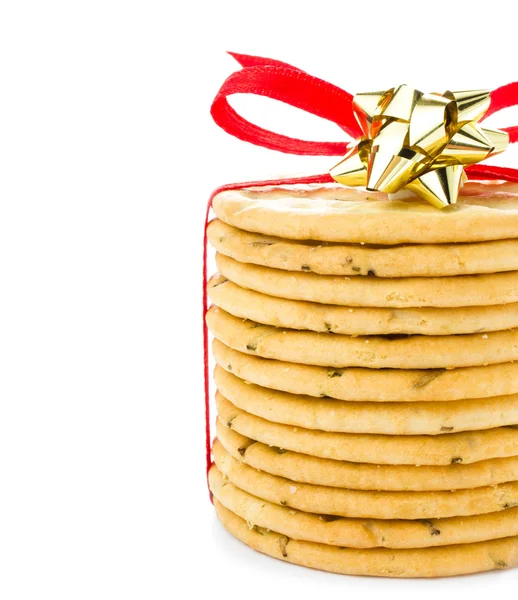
[216,419,518,491]
[212,181,518,244]
[215,367,518,435]
[217,393,518,466]
[210,466,518,548]
[213,441,518,519]
[213,340,518,402]
[207,306,518,369]
[208,219,518,277]
[214,501,518,577]
[208,275,518,335]
[217,253,518,308]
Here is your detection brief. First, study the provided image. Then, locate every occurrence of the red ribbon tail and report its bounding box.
[203,195,214,503]
[465,165,518,182]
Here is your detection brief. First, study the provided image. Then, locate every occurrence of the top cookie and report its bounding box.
[212,181,518,244]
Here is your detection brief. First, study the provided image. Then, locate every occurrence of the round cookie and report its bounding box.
[217,253,518,308]
[214,501,518,577]
[216,419,518,491]
[212,181,518,244]
[215,367,518,435]
[209,276,518,336]
[207,306,518,369]
[208,219,518,277]
[217,393,518,466]
[210,467,518,548]
[214,340,518,402]
[213,441,518,519]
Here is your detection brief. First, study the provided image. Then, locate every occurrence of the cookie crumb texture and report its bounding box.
[207,184,518,577]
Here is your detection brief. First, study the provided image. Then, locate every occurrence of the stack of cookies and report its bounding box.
[205,182,518,578]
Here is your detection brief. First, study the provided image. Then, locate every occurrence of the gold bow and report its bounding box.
[330,86,508,208]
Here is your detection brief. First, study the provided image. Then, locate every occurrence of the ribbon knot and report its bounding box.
[331,86,509,208]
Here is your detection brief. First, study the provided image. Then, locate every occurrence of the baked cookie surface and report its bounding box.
[213,340,518,402]
[212,182,518,244]
[214,441,518,520]
[214,501,518,577]
[216,419,518,491]
[209,219,518,277]
[217,253,518,308]
[217,393,518,466]
[209,275,518,335]
[215,367,518,435]
[207,306,518,369]
[210,467,518,548]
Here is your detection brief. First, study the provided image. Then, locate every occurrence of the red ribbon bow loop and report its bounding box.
[211,52,361,156]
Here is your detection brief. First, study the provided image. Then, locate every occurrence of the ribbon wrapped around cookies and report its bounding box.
[203,53,518,490]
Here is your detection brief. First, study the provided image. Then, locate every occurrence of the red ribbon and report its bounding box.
[203,52,518,499]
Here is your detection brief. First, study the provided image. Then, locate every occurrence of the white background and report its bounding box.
[1,0,518,598]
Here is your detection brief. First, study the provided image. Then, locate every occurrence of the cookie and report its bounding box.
[212,181,518,244]
[214,501,518,577]
[213,441,518,519]
[216,253,518,308]
[208,219,518,277]
[207,306,518,369]
[209,276,518,336]
[216,419,518,491]
[210,466,518,548]
[217,393,518,466]
[215,367,518,435]
[213,340,518,402]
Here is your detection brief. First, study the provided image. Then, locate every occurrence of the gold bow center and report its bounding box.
[330,85,508,208]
